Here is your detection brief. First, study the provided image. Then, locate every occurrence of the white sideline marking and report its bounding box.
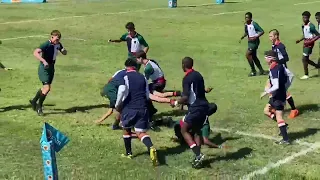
[213,128,314,147]
[241,143,320,180]
[0,3,244,25]
[1,35,86,41]
[1,35,46,41]
[293,1,320,5]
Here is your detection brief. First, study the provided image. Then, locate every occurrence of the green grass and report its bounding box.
[1,0,320,179]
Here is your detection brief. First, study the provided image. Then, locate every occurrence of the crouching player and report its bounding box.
[173,103,226,149]
[96,61,139,129]
[269,29,299,119]
[135,50,181,103]
[170,57,209,168]
[115,59,158,166]
[261,50,290,145]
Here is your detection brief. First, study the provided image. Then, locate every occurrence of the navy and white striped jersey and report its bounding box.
[115,70,149,109]
[272,41,289,64]
[182,69,209,108]
[266,63,287,101]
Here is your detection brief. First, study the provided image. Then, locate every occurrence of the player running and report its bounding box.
[109,22,149,71]
[115,59,158,166]
[170,57,210,169]
[135,50,181,103]
[95,62,138,129]
[239,12,267,77]
[296,11,320,80]
[268,29,299,119]
[261,50,290,145]
[29,30,67,116]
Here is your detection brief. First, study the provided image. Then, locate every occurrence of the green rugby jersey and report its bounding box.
[144,60,165,82]
[39,40,64,65]
[120,32,148,56]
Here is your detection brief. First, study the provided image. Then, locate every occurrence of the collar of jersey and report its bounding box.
[126,67,136,72]
[269,62,278,69]
[128,32,138,38]
[304,22,310,26]
[246,20,253,25]
[184,69,194,76]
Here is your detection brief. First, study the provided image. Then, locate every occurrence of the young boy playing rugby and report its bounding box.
[261,50,290,145]
[296,11,320,79]
[269,29,299,119]
[239,12,267,77]
[29,30,67,116]
[109,22,149,71]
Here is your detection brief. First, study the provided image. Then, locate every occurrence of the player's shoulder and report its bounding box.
[39,40,51,48]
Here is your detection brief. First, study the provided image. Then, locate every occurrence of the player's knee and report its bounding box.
[42,85,50,95]
[137,132,149,140]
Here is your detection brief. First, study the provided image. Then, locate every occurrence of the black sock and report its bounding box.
[123,136,132,155]
[253,56,264,71]
[287,97,296,110]
[191,145,201,157]
[141,135,153,150]
[248,60,256,72]
[32,89,42,103]
[279,125,289,141]
[38,93,47,107]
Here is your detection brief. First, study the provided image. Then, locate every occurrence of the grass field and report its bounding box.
[1,0,320,179]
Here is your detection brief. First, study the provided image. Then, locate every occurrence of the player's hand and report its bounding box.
[238,39,242,44]
[170,99,178,108]
[43,61,49,68]
[95,119,104,125]
[205,87,213,93]
[296,39,302,44]
[260,92,267,99]
[219,143,230,149]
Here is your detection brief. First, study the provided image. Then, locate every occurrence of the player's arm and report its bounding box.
[254,22,264,38]
[115,77,128,111]
[109,34,126,43]
[95,108,114,124]
[278,46,289,62]
[139,36,149,53]
[33,43,49,66]
[177,78,191,105]
[239,25,248,42]
[59,43,67,55]
[308,24,320,43]
[145,77,150,100]
[0,62,6,69]
[284,68,294,89]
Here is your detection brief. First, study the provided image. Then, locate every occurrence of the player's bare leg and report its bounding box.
[246,50,257,76]
[264,104,275,120]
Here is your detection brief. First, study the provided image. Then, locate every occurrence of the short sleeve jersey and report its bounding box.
[269,63,287,101]
[120,71,149,109]
[245,21,264,38]
[302,22,318,39]
[144,60,164,81]
[120,32,148,54]
[272,41,289,63]
[39,40,63,64]
[182,70,209,108]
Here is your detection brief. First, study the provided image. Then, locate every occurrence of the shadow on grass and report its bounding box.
[0,104,55,112]
[154,109,187,119]
[49,104,108,115]
[202,147,253,168]
[294,104,319,115]
[288,128,320,141]
[210,133,241,145]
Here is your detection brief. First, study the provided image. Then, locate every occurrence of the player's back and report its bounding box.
[122,71,148,109]
[108,69,127,88]
[272,42,289,63]
[184,70,208,108]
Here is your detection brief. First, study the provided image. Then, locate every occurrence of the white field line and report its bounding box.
[1,35,46,41]
[0,3,246,25]
[213,128,314,147]
[1,34,86,41]
[241,143,320,180]
[293,1,320,5]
